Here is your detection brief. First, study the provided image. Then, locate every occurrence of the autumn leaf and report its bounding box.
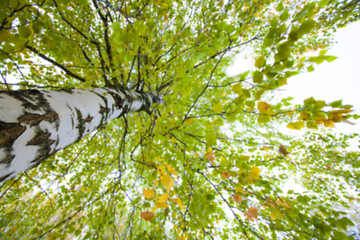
[276,200,290,208]
[231,194,242,204]
[299,111,311,120]
[235,186,244,194]
[160,174,170,186]
[157,165,166,177]
[154,202,169,209]
[204,150,215,164]
[221,172,231,178]
[166,176,174,192]
[257,101,271,114]
[155,157,164,162]
[165,164,178,176]
[170,198,185,210]
[279,145,290,156]
[248,166,261,180]
[269,212,277,220]
[158,193,169,203]
[324,120,335,128]
[184,118,194,126]
[244,207,258,221]
[143,189,155,199]
[140,211,154,221]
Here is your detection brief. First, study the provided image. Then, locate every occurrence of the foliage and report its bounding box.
[1,0,360,239]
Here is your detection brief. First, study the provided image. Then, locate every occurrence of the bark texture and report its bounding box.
[0,87,161,182]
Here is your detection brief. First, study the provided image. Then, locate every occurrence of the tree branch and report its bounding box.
[25,45,86,82]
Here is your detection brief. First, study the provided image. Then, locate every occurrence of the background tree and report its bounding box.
[0,0,360,239]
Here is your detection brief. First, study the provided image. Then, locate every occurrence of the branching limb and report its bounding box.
[25,45,86,82]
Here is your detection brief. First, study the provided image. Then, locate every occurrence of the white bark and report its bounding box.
[0,87,160,182]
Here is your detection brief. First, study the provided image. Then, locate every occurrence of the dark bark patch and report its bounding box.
[27,131,51,145]
[0,155,15,165]
[99,106,111,114]
[0,121,26,147]
[108,91,125,109]
[30,138,56,164]
[6,89,44,111]
[83,116,93,123]
[18,112,58,126]
[75,108,85,141]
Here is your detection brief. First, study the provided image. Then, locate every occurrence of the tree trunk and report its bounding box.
[0,87,161,182]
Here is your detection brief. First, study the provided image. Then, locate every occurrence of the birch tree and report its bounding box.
[0,88,161,181]
[0,0,359,239]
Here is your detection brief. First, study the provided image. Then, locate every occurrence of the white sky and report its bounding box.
[228,20,360,135]
[283,20,360,134]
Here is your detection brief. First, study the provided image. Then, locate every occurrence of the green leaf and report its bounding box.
[255,55,266,69]
[232,83,242,94]
[253,71,264,84]
[205,131,217,146]
[298,19,317,36]
[286,121,305,130]
[263,28,277,48]
[326,55,338,62]
[330,100,342,108]
[257,115,271,124]
[307,65,315,72]
[212,102,222,114]
[332,231,348,239]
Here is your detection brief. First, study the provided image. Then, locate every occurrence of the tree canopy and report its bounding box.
[1,0,360,239]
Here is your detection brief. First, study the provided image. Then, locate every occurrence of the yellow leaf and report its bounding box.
[158,193,169,203]
[249,166,261,180]
[231,194,242,204]
[299,110,311,120]
[155,157,164,162]
[160,174,169,185]
[184,118,194,126]
[287,109,296,116]
[204,150,215,164]
[286,121,305,130]
[331,109,353,114]
[140,211,154,221]
[235,186,244,194]
[279,145,290,156]
[232,83,242,94]
[161,174,174,193]
[212,102,222,114]
[170,198,185,210]
[324,120,335,128]
[315,116,326,124]
[269,212,277,220]
[240,155,250,161]
[157,166,166,177]
[244,207,258,221]
[143,189,155,199]
[257,101,271,114]
[155,202,169,209]
[276,200,290,208]
[165,164,178,176]
[167,177,174,192]
[221,172,231,178]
